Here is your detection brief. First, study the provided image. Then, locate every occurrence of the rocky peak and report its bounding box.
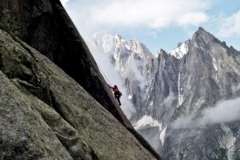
[170,27,221,60]
[192,27,217,45]
[170,41,189,59]
[91,23,240,159]
[114,34,124,42]
[129,39,153,58]
[157,49,167,57]
[93,32,153,59]
[194,27,210,37]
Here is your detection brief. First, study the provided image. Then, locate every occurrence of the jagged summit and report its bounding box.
[158,49,167,54]
[92,26,240,160]
[170,27,213,60]
[170,41,189,59]
[192,26,216,43]
[194,26,210,35]
[92,31,153,58]
[170,26,239,60]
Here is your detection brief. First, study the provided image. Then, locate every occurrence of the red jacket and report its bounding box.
[110,85,119,93]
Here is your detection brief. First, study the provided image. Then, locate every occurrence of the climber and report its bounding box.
[109,84,122,106]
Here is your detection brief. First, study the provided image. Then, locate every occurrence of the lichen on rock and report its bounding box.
[0,28,158,159]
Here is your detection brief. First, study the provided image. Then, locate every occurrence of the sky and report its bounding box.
[59,0,240,126]
[60,0,240,54]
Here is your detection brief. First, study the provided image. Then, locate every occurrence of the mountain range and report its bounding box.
[89,27,240,160]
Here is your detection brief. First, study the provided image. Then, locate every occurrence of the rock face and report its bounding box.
[0,0,128,126]
[160,27,240,160]
[90,32,155,117]
[91,27,240,159]
[0,0,161,159]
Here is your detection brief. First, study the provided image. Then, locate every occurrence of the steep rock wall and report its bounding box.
[0,0,161,159]
[0,29,158,159]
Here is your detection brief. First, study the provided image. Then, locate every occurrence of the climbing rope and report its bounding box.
[96,63,112,85]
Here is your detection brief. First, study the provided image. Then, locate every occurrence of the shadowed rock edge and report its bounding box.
[0,0,161,159]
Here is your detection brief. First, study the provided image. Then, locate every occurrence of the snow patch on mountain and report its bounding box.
[89,28,240,160]
[220,125,236,160]
[134,115,161,130]
[177,72,183,106]
[134,115,168,146]
[170,41,189,59]
[160,126,167,146]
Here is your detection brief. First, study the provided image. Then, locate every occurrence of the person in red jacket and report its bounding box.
[109,85,122,106]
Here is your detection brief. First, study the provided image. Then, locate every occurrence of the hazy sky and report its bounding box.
[60,0,240,53]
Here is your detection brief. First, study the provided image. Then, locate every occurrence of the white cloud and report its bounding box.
[61,0,210,33]
[172,97,240,129]
[218,11,240,37]
[231,83,240,94]
[61,0,70,6]
[123,58,147,90]
[178,12,209,27]
[200,98,240,125]
[163,93,176,107]
[85,37,137,120]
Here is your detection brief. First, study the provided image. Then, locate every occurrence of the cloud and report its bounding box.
[163,93,176,107]
[178,12,209,27]
[85,37,137,120]
[218,11,240,37]
[231,83,240,94]
[200,98,240,125]
[172,97,240,129]
[122,58,147,90]
[61,0,70,6]
[61,0,210,33]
